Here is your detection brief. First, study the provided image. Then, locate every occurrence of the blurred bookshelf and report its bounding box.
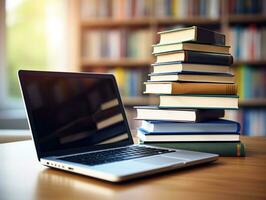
[239,99,266,107]
[82,58,153,68]
[73,0,266,134]
[228,14,266,23]
[233,60,266,66]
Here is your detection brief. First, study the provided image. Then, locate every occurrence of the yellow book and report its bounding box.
[236,65,244,99]
[172,0,177,17]
[114,67,126,95]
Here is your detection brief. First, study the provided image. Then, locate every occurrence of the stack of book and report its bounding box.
[135,26,245,157]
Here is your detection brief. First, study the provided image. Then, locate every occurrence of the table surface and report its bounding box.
[1,137,266,200]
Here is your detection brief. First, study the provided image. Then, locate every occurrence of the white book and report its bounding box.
[159,95,239,109]
[137,129,240,142]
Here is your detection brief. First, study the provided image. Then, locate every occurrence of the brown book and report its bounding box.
[144,82,237,95]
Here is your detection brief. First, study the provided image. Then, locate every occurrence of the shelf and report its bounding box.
[81,18,153,28]
[81,15,266,28]
[228,14,266,24]
[121,97,266,107]
[156,17,221,25]
[233,60,266,66]
[81,17,221,28]
[122,96,159,106]
[82,58,153,68]
[239,99,266,107]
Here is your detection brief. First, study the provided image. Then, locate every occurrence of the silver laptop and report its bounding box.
[18,70,218,182]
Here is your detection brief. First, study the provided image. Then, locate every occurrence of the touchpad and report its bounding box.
[134,156,186,166]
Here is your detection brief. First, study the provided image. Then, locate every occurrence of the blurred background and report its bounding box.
[0,0,265,142]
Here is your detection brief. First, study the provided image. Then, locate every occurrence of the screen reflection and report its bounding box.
[23,74,129,153]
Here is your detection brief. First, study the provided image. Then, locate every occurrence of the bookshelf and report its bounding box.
[123,96,158,106]
[228,14,266,23]
[239,99,266,107]
[81,18,222,28]
[82,58,153,68]
[72,0,266,134]
[233,60,266,66]
[122,97,266,107]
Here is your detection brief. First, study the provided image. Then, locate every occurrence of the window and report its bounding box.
[6,0,48,101]
[0,0,77,128]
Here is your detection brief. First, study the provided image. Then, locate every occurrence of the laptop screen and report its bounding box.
[19,71,133,158]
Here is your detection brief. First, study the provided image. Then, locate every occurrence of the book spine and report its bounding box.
[185,51,233,66]
[230,26,266,61]
[241,108,266,136]
[171,83,237,95]
[144,142,245,157]
[196,27,226,45]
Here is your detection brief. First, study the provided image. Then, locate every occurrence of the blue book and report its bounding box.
[140,119,240,134]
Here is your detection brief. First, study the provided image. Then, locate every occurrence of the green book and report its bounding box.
[142,141,245,157]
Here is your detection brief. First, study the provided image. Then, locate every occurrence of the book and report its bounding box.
[159,94,239,109]
[152,42,230,54]
[155,50,233,66]
[158,26,225,45]
[148,72,235,83]
[142,142,245,157]
[83,29,152,60]
[235,64,266,100]
[140,119,240,133]
[81,0,221,19]
[151,62,231,74]
[108,68,148,97]
[144,82,238,95]
[229,26,266,61]
[228,0,265,15]
[137,129,240,142]
[134,106,225,122]
[242,108,266,136]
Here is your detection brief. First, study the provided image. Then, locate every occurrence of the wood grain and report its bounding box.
[0,137,266,200]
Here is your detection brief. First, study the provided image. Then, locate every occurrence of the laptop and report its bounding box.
[18,70,218,182]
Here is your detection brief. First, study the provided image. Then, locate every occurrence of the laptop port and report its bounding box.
[68,167,74,171]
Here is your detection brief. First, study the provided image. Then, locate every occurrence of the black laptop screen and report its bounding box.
[19,71,133,158]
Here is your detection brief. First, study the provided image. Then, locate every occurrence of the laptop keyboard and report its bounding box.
[60,146,175,166]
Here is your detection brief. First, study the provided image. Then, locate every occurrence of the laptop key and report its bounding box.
[60,146,175,166]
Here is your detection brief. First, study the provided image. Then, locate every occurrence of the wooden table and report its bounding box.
[1,137,266,200]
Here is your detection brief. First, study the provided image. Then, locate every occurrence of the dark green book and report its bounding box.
[155,50,233,66]
[142,141,245,157]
